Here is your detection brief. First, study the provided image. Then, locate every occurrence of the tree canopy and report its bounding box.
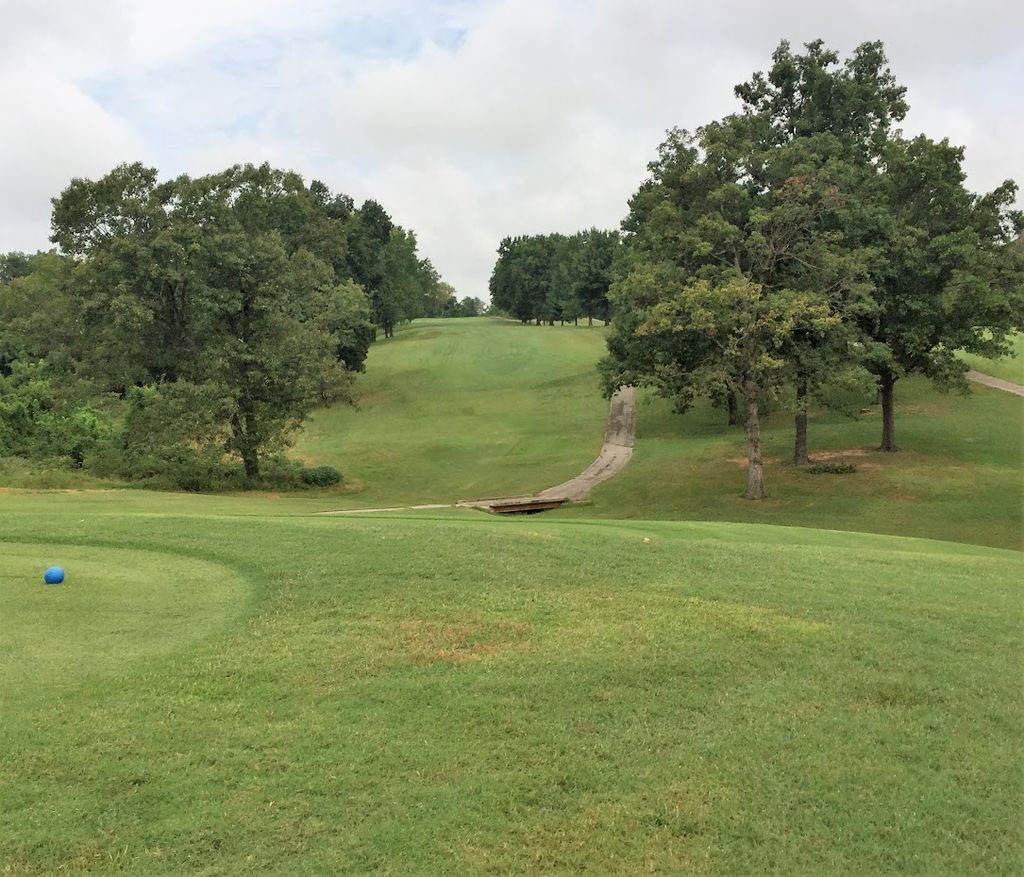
[602,39,1023,497]
[1,161,450,487]
[489,229,619,325]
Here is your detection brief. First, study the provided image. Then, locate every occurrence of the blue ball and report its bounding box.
[43,566,65,585]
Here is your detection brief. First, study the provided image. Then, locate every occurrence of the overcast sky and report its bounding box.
[2,0,1021,296]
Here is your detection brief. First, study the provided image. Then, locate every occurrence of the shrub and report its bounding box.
[806,462,858,475]
[300,465,342,487]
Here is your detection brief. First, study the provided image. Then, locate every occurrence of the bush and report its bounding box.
[806,462,858,475]
[300,465,342,487]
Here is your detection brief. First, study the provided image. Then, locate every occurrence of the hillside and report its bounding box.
[574,378,1023,550]
[296,317,1021,550]
[293,317,610,505]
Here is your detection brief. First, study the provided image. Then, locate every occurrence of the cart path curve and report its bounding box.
[536,384,635,501]
[966,370,1024,397]
[319,386,636,515]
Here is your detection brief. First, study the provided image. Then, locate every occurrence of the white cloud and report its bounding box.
[1,0,1021,294]
[0,64,142,250]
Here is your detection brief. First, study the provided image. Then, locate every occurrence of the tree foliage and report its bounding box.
[0,162,448,486]
[735,39,1024,451]
[604,119,863,497]
[604,39,1023,498]
[489,229,619,325]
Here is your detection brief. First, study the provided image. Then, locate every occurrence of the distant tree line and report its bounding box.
[0,162,452,488]
[489,229,619,325]
[433,284,488,318]
[601,40,1024,498]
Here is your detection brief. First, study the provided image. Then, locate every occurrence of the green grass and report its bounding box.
[572,378,1023,550]
[960,333,1024,384]
[1,494,1021,874]
[2,319,1021,872]
[5,318,1019,553]
[293,318,609,505]
[292,317,1021,550]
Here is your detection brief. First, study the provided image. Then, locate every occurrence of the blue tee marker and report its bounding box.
[43,566,65,584]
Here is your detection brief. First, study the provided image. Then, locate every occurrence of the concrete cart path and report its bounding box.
[966,370,1024,398]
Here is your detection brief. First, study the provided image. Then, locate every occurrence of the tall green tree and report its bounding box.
[490,233,587,325]
[734,39,907,459]
[570,228,619,325]
[603,120,865,498]
[735,39,1024,452]
[0,251,77,375]
[864,136,1023,449]
[50,162,362,480]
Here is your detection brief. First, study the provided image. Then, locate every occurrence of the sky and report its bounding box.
[1,0,1021,297]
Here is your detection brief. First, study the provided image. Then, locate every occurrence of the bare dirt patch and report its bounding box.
[395,616,532,664]
[811,448,873,460]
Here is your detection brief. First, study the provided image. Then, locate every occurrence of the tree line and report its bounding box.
[489,229,618,325]
[599,40,1023,498]
[0,162,453,487]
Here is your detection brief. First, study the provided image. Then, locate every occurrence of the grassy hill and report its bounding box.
[960,332,1024,384]
[1,494,1021,874]
[293,318,609,505]
[294,317,1020,550]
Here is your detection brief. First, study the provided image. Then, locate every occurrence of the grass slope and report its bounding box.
[294,318,609,505]
[960,333,1024,384]
[1,495,1021,874]
[574,378,1022,550]
[293,318,1020,549]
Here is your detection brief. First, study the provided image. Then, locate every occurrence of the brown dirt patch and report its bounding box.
[810,448,874,460]
[395,616,532,665]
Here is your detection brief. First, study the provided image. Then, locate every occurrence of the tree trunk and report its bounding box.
[879,372,897,452]
[793,375,810,465]
[744,387,766,500]
[230,412,260,481]
[588,315,593,326]
[727,391,740,426]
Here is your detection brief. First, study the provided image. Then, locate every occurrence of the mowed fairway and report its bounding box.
[1,494,1021,874]
[294,318,610,506]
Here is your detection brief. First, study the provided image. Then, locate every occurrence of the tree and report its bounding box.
[458,296,487,317]
[734,39,906,460]
[50,162,356,480]
[734,39,1024,452]
[325,279,375,373]
[0,251,77,375]
[603,120,863,498]
[570,228,619,324]
[862,136,1023,450]
[634,275,835,497]
[489,235,552,324]
[424,279,456,317]
[489,233,578,325]
[0,251,35,284]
